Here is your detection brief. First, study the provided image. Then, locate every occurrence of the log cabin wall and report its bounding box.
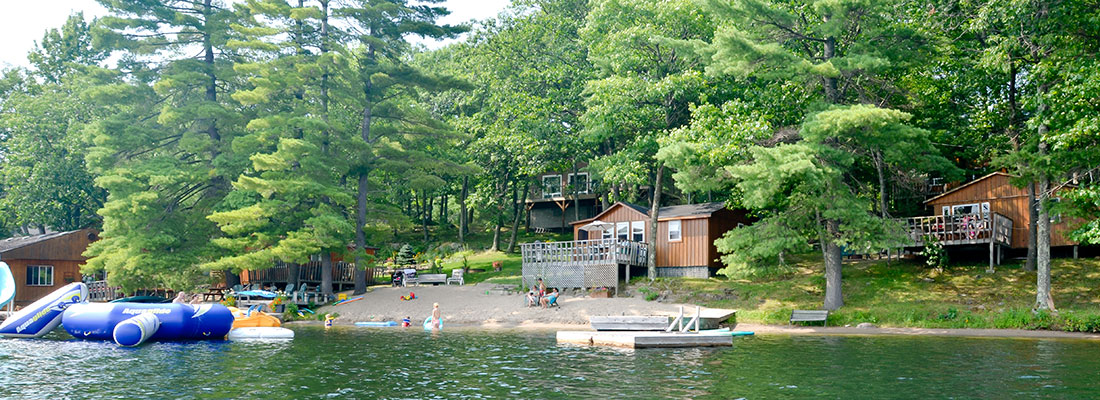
[655,217,709,268]
[926,173,1076,249]
[0,228,98,306]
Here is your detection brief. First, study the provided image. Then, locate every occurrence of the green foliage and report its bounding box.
[395,244,416,266]
[919,236,948,271]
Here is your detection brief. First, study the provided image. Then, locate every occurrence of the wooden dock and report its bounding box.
[557,330,734,348]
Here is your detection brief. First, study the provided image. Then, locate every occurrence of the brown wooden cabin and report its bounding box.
[526,169,603,232]
[0,229,98,307]
[569,201,751,278]
[922,172,1077,249]
[239,247,380,292]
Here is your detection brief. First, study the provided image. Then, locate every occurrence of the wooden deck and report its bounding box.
[244,262,383,291]
[901,212,1012,247]
[520,239,649,291]
[556,331,734,348]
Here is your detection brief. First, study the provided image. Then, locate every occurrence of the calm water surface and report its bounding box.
[1,326,1098,399]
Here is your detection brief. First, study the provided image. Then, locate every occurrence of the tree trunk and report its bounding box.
[288,262,300,289]
[321,252,334,298]
[874,151,888,218]
[647,164,664,281]
[1025,183,1038,271]
[422,192,430,243]
[354,172,369,295]
[572,162,580,221]
[822,36,840,103]
[459,176,468,244]
[823,219,844,310]
[223,269,240,289]
[507,182,529,253]
[491,221,501,252]
[1035,142,1055,311]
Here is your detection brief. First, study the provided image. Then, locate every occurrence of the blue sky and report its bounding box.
[1,0,510,69]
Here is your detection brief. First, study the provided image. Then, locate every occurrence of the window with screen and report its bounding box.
[616,222,629,241]
[631,221,644,242]
[26,265,54,286]
[542,175,562,198]
[668,220,682,242]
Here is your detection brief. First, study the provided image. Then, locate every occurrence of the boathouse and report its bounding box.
[0,229,97,306]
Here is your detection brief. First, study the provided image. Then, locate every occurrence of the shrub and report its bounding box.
[919,236,948,271]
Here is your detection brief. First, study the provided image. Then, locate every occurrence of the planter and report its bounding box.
[274,304,286,313]
[589,289,612,299]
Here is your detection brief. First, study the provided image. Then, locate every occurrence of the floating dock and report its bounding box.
[557,330,734,348]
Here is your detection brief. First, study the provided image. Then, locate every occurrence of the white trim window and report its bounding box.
[631,221,645,242]
[616,222,629,241]
[668,220,682,242]
[948,202,990,216]
[542,175,562,198]
[26,265,54,286]
[602,228,613,240]
[567,172,590,194]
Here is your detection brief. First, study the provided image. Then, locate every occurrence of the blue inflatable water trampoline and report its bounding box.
[63,302,234,345]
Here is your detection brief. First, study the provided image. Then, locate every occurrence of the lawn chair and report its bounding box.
[296,284,313,304]
[446,269,464,285]
[284,283,296,302]
[402,269,418,287]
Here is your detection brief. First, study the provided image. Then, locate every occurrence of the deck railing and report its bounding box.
[902,212,1012,247]
[245,261,381,288]
[87,280,122,302]
[520,238,649,290]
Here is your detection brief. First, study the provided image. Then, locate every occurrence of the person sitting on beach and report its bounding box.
[540,288,559,309]
[525,291,538,307]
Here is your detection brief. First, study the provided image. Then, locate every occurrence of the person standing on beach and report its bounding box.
[431,303,441,330]
[536,278,546,297]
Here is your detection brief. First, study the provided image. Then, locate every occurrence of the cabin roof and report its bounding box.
[571,201,727,225]
[923,172,1011,204]
[0,230,81,255]
[657,202,726,219]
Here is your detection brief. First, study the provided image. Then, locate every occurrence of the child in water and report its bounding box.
[430,303,441,330]
[324,313,336,328]
[402,316,411,327]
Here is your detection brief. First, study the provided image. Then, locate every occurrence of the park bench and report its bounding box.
[790,310,829,326]
[411,273,447,286]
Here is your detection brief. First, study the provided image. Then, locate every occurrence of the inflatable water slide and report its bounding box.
[0,262,14,312]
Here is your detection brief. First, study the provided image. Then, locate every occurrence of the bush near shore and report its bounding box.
[656,256,1100,333]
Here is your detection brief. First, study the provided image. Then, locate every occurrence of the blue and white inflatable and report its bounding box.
[63,302,234,343]
[113,312,161,346]
[0,282,88,338]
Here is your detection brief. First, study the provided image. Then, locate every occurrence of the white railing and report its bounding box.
[520,239,649,290]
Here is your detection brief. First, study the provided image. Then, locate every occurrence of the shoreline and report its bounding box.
[285,320,1100,340]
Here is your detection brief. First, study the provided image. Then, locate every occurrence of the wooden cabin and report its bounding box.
[921,172,1076,249]
[240,247,380,292]
[518,202,748,290]
[0,229,98,306]
[568,202,750,278]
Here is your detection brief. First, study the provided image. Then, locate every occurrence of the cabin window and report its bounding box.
[947,202,990,216]
[631,221,645,242]
[542,175,562,198]
[567,173,590,194]
[616,222,629,241]
[668,220,682,242]
[26,265,54,286]
[601,227,613,240]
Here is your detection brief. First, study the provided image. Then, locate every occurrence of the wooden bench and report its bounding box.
[790,310,829,326]
[411,274,447,286]
[489,284,518,295]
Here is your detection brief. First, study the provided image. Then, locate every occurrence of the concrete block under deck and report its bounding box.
[556,330,733,348]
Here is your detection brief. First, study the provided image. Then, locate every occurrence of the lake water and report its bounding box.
[1,326,1098,399]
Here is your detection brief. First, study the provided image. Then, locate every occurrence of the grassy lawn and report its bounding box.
[439,251,523,285]
[647,255,1100,331]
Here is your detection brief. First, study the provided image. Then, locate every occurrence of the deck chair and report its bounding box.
[297,284,313,304]
[446,269,464,285]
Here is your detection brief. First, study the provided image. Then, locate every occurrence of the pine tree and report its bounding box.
[395,244,415,267]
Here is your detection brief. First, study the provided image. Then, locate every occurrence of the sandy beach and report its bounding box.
[309,284,1100,340]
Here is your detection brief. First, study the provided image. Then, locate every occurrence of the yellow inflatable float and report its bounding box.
[228,306,282,328]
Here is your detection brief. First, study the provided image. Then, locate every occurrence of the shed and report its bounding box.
[923,172,1076,249]
[0,229,98,306]
[571,202,750,278]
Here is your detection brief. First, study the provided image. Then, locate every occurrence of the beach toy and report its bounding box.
[228,307,281,329]
[334,296,363,306]
[400,292,416,301]
[227,326,294,340]
[354,321,398,327]
[63,302,233,342]
[0,262,15,311]
[0,282,88,338]
[423,316,442,331]
[113,313,161,346]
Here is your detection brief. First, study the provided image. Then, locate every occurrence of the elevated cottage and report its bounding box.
[0,229,98,306]
[921,172,1077,249]
[526,169,602,232]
